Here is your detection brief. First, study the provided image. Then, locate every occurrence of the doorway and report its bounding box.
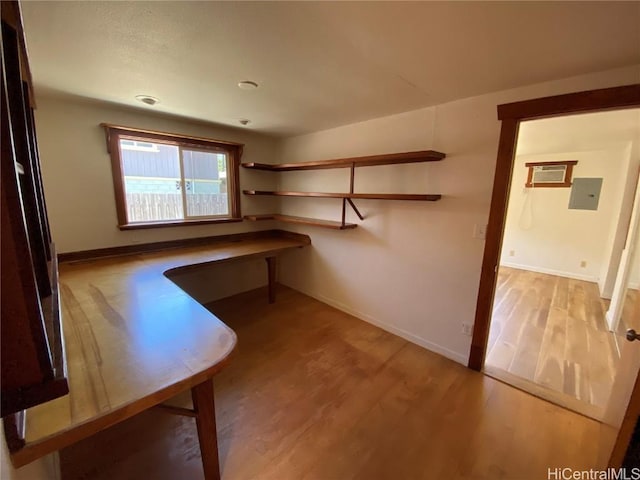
[482,109,639,420]
[468,84,640,468]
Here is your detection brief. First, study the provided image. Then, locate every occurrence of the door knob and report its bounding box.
[626,329,640,342]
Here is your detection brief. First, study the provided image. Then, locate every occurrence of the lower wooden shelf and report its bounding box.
[244,214,357,230]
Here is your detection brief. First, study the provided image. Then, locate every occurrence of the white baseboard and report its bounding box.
[500,261,598,283]
[282,282,469,366]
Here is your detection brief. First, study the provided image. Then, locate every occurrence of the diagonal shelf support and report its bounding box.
[347,199,364,220]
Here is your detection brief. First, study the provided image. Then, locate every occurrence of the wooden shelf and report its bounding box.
[244,214,358,230]
[243,190,441,201]
[242,149,445,230]
[242,150,445,171]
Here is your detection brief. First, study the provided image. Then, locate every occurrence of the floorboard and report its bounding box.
[60,286,611,479]
[486,267,620,416]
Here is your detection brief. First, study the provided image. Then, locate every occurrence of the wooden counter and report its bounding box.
[10,231,310,478]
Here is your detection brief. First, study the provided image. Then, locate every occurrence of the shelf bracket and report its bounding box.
[346,199,364,220]
[343,162,364,222]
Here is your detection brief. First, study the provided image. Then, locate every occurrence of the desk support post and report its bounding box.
[266,256,277,304]
[191,380,221,480]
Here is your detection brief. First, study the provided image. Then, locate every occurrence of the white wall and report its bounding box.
[34,94,280,254]
[500,147,630,282]
[167,259,272,305]
[630,217,640,290]
[600,134,639,297]
[275,65,640,365]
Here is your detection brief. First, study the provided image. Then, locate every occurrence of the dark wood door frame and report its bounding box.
[468,83,640,372]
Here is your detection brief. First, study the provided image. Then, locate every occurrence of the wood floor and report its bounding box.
[485,267,620,415]
[60,286,612,480]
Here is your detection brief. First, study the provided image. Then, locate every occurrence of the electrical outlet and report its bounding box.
[462,322,474,336]
[580,260,587,268]
[509,250,515,257]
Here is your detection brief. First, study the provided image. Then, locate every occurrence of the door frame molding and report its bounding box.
[468,83,640,371]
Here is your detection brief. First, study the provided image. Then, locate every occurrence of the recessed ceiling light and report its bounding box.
[238,81,259,90]
[135,95,159,106]
[239,119,251,126]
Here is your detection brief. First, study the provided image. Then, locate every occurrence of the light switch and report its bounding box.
[473,224,487,239]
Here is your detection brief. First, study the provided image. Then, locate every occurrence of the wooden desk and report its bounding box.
[10,231,310,479]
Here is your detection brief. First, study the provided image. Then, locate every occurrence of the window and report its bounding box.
[525,160,577,188]
[120,140,159,152]
[101,124,243,229]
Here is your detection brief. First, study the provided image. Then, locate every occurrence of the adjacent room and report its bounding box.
[2,1,640,479]
[485,110,640,420]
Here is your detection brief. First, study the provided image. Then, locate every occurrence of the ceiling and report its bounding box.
[21,1,640,137]
[517,109,640,156]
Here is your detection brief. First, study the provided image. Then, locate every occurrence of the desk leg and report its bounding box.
[266,256,276,304]
[192,380,221,480]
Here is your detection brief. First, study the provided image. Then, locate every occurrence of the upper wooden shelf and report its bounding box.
[243,190,441,201]
[242,150,445,172]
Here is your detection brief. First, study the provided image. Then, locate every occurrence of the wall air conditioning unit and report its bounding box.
[525,160,577,188]
[533,165,566,183]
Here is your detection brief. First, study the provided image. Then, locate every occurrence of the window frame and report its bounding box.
[101,124,243,230]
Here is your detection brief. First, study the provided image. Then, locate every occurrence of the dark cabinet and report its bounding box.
[1,1,68,451]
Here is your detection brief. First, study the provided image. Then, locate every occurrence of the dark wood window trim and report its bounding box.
[100,124,244,230]
[469,84,640,373]
[524,160,578,188]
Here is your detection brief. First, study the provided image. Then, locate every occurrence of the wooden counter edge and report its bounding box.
[10,339,236,468]
[11,230,312,467]
[58,229,311,264]
[163,243,309,277]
